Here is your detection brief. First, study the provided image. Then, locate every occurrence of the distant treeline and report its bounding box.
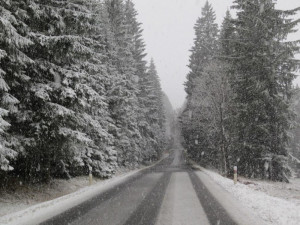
[181,1,299,182]
[0,0,170,185]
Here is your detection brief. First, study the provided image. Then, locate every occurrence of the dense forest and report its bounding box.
[181,0,300,182]
[0,0,172,186]
[2,0,299,186]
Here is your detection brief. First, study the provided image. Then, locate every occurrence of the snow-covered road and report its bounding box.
[36,147,265,225]
[2,146,288,225]
[156,172,210,225]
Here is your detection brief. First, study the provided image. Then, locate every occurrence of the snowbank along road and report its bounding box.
[41,146,264,225]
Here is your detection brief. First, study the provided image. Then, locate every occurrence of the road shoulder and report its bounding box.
[194,169,267,225]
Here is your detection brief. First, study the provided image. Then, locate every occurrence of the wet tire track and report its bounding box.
[189,171,237,225]
[123,172,172,225]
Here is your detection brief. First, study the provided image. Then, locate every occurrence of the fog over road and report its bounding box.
[41,145,260,225]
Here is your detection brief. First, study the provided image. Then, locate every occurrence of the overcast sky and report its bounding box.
[132,0,300,109]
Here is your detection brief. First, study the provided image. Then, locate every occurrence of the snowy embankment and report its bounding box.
[200,167,300,225]
[0,153,168,225]
[0,170,138,225]
[0,176,97,217]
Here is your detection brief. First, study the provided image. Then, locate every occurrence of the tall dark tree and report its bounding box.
[8,0,119,181]
[216,10,237,175]
[289,87,300,177]
[185,1,219,97]
[123,0,152,162]
[146,59,166,159]
[182,1,219,164]
[0,0,31,172]
[230,0,300,181]
[104,0,143,166]
[219,10,235,59]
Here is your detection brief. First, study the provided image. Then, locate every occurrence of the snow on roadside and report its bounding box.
[0,169,135,217]
[0,153,169,225]
[0,169,139,225]
[201,168,300,225]
[238,176,300,205]
[0,176,96,217]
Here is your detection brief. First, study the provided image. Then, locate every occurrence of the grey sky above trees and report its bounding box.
[132,0,300,109]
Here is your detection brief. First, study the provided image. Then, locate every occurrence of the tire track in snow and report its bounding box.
[189,171,237,225]
[123,172,172,225]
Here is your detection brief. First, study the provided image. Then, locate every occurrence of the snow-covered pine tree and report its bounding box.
[104,0,142,167]
[0,0,32,173]
[145,59,166,160]
[5,0,88,182]
[182,1,219,163]
[124,0,147,72]
[162,92,175,145]
[62,0,118,178]
[230,0,300,181]
[215,11,237,175]
[0,0,167,184]
[289,87,300,177]
[185,1,219,97]
[5,0,117,182]
[123,0,168,162]
[123,0,150,162]
[219,11,236,60]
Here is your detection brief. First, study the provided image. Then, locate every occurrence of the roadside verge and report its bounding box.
[191,161,300,225]
[0,153,169,225]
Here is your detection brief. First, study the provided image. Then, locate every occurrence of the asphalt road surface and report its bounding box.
[41,147,242,225]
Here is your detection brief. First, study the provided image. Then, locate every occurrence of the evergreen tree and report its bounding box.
[182,1,219,163]
[0,0,32,172]
[162,92,175,143]
[185,1,219,97]
[219,10,235,59]
[145,59,166,159]
[289,87,300,177]
[123,0,152,162]
[230,0,300,181]
[104,0,142,166]
[6,0,117,181]
[217,11,237,175]
[0,0,168,185]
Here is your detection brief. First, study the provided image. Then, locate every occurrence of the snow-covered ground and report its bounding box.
[239,176,300,205]
[0,167,134,217]
[0,153,169,225]
[0,169,139,225]
[0,176,99,217]
[200,167,300,225]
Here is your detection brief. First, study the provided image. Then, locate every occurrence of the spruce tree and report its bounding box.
[185,1,219,97]
[7,0,117,181]
[0,0,168,184]
[0,0,32,172]
[146,59,166,159]
[219,11,235,59]
[217,11,237,175]
[230,0,300,181]
[124,0,153,162]
[104,0,142,167]
[182,1,219,163]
